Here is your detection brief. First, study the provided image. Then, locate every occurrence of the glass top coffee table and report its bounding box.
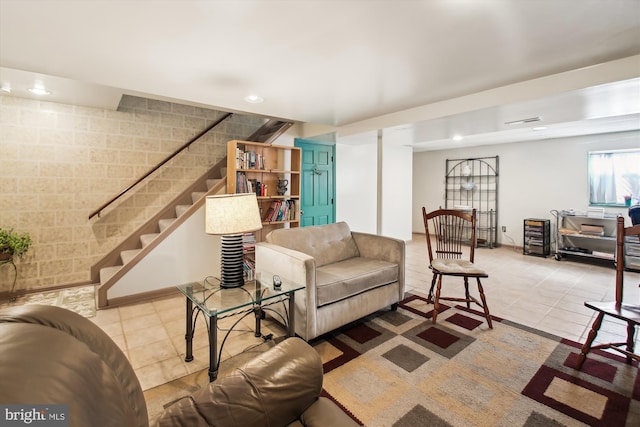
[176,273,304,381]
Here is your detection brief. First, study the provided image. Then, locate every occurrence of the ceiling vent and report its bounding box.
[504,117,541,125]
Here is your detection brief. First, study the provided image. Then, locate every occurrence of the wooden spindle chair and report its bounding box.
[576,216,640,369]
[422,208,492,328]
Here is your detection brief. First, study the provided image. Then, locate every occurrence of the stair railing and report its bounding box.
[88,112,233,220]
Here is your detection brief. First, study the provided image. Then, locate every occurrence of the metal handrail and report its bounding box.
[88,112,233,220]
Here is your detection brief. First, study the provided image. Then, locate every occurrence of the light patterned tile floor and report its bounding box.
[70,233,640,424]
[404,234,640,345]
[84,233,640,396]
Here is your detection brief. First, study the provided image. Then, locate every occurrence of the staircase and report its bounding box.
[92,118,294,308]
[247,119,294,143]
[93,161,227,308]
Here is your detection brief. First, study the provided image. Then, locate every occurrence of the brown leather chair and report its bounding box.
[157,337,358,427]
[0,304,356,427]
[0,304,149,427]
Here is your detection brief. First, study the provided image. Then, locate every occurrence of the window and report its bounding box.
[588,149,640,206]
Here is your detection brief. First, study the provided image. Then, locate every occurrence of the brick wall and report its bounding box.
[0,94,264,292]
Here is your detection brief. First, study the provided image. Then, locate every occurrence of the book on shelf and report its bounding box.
[263,201,282,222]
[287,199,296,220]
[235,147,264,170]
[242,232,256,253]
[235,171,247,193]
[243,257,255,280]
[262,206,275,222]
[260,199,296,222]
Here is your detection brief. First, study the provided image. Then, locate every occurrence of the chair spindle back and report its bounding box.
[423,208,477,263]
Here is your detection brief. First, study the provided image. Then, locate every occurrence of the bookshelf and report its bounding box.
[227,140,301,244]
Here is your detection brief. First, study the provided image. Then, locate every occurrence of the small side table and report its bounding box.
[176,275,303,381]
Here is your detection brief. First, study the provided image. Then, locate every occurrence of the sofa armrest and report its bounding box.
[256,242,316,288]
[352,232,406,299]
[255,242,318,338]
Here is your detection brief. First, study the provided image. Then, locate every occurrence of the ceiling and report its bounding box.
[1,0,639,151]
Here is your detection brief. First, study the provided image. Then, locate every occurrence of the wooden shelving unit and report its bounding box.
[227,140,301,243]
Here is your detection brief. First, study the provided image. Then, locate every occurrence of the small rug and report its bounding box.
[313,294,640,427]
[0,285,96,318]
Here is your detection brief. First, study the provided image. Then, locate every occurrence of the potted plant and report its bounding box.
[0,227,32,261]
[0,227,32,299]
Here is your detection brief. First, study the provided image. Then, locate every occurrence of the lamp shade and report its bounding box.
[205,193,263,235]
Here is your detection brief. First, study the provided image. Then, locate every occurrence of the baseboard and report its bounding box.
[0,280,94,302]
[101,286,180,309]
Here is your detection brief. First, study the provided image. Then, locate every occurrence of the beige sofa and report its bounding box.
[256,222,405,341]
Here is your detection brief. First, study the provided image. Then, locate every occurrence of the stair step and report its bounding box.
[176,205,191,217]
[191,192,206,203]
[100,266,121,285]
[140,233,159,247]
[206,178,221,190]
[219,167,227,178]
[121,249,141,264]
[158,218,176,232]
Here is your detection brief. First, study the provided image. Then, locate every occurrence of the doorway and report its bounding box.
[294,138,335,226]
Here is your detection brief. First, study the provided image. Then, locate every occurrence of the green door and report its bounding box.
[294,139,335,226]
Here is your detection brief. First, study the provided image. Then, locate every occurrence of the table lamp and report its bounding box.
[205,193,263,288]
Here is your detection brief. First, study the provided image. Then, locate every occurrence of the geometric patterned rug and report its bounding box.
[312,294,640,427]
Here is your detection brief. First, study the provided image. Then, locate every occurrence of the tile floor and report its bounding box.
[84,233,640,421]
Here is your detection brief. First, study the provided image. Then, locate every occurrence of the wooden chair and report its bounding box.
[422,208,492,328]
[576,216,640,369]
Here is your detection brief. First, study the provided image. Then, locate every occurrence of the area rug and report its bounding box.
[0,285,96,318]
[313,294,640,427]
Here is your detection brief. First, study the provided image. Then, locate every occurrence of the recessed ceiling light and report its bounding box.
[244,94,264,103]
[452,135,464,141]
[1,84,10,93]
[28,87,52,96]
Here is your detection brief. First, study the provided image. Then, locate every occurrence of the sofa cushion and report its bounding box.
[316,257,399,307]
[265,222,360,267]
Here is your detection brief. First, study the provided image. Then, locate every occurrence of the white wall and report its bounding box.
[109,207,220,298]
[336,139,378,233]
[380,129,413,240]
[335,129,413,240]
[412,130,640,246]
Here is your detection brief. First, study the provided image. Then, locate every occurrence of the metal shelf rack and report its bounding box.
[444,156,498,248]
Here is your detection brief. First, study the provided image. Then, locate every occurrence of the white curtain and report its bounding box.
[589,150,640,205]
[589,153,617,204]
